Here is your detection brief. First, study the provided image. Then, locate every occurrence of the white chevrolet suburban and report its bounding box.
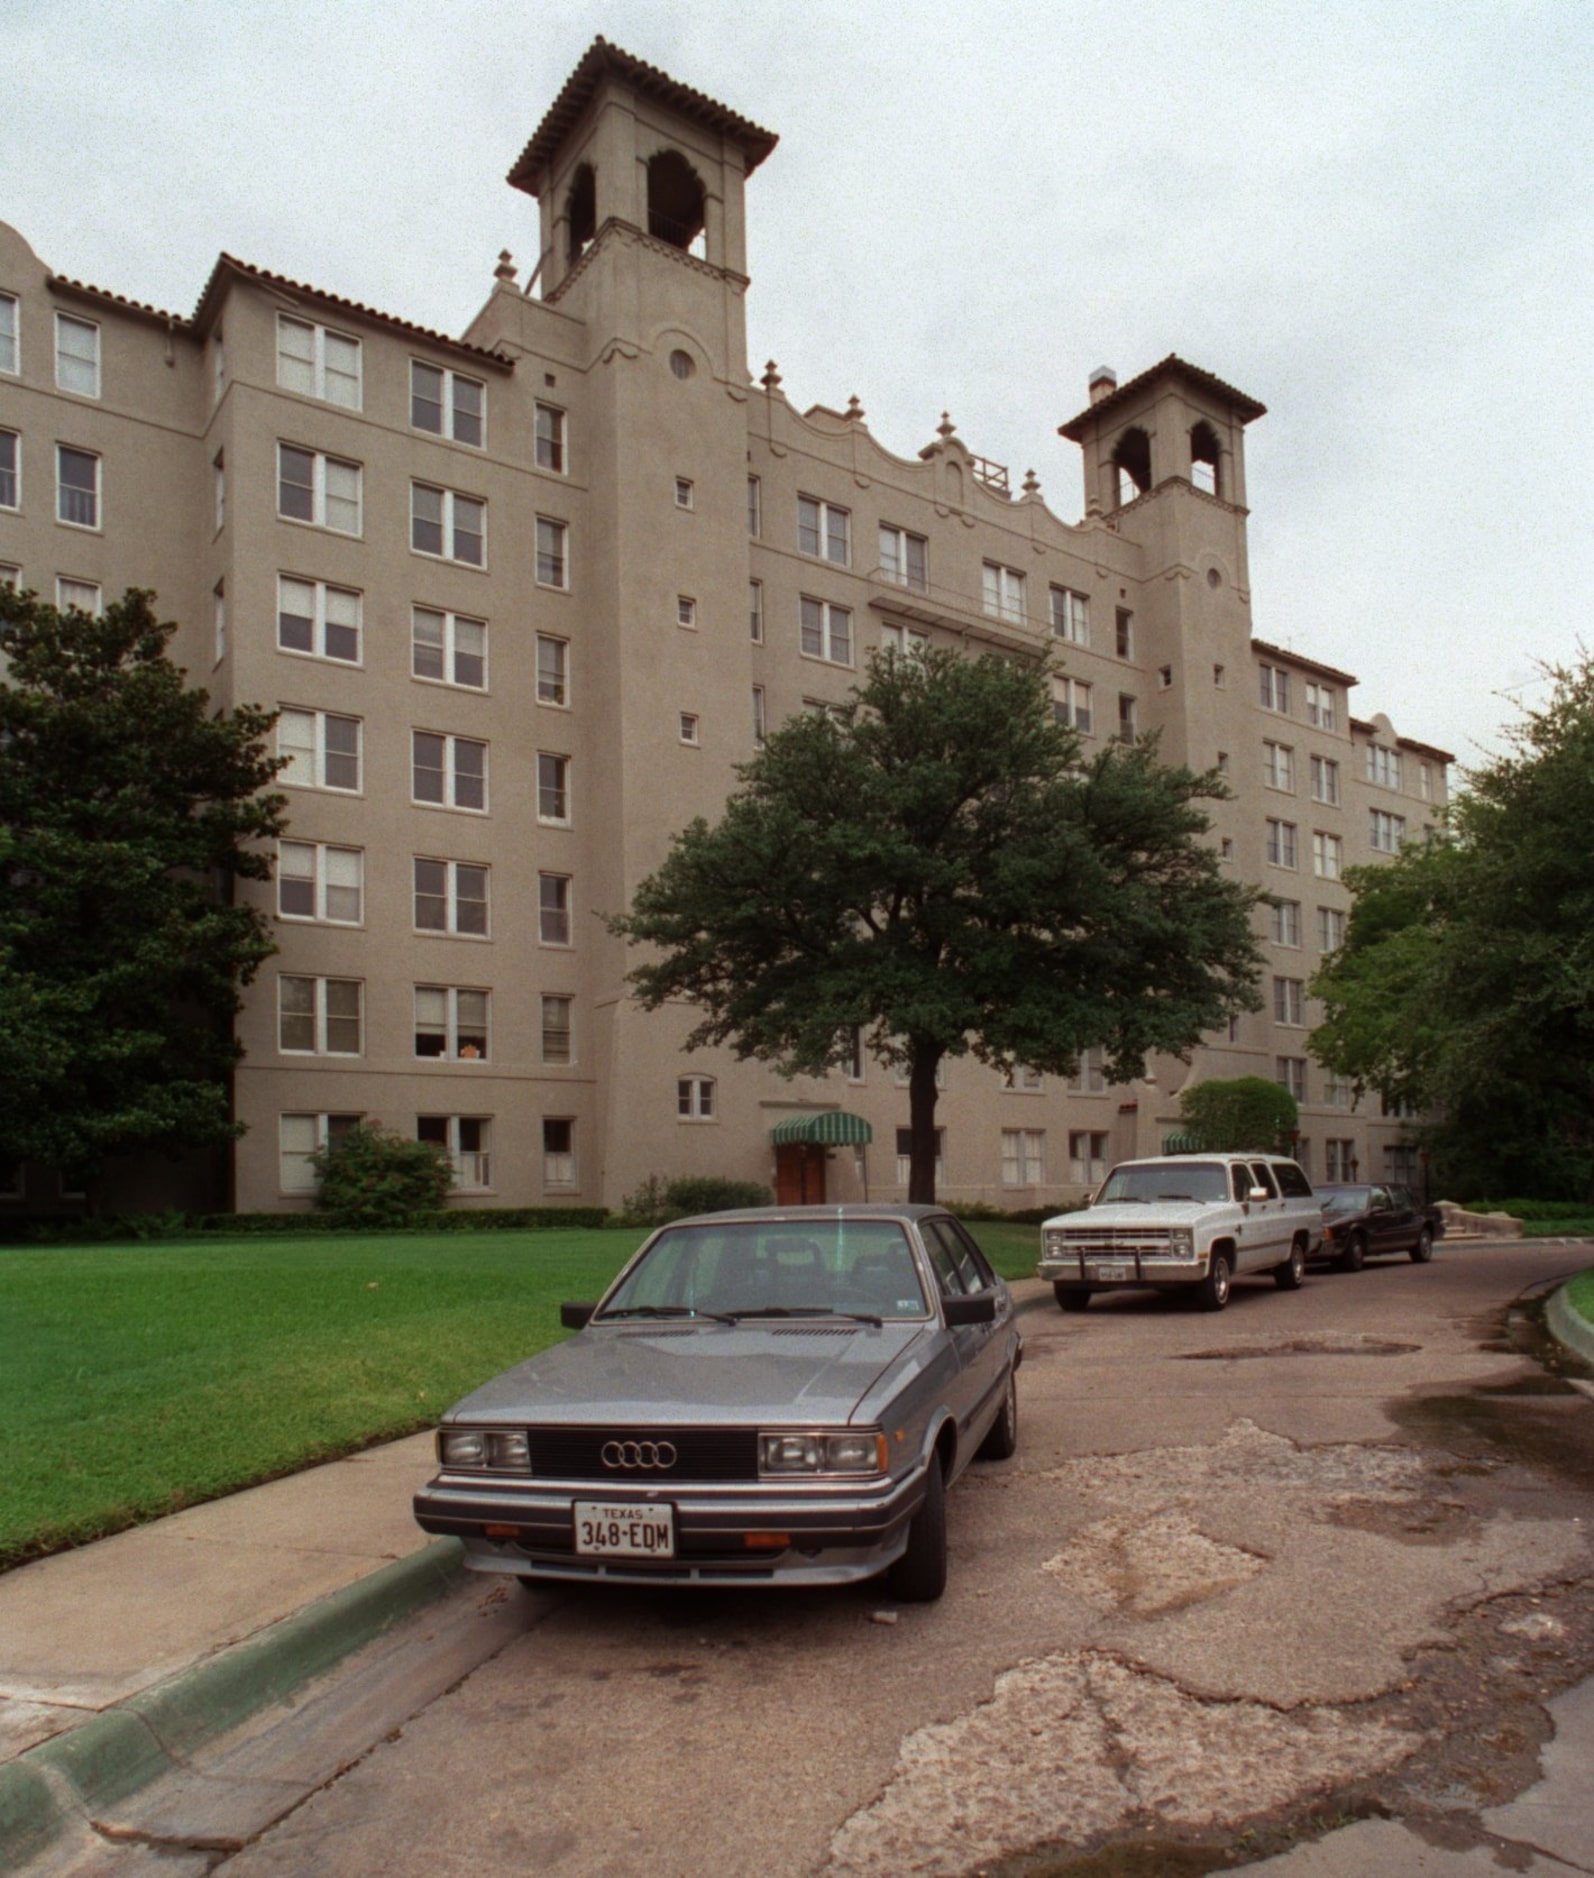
[1037,1152,1324,1312]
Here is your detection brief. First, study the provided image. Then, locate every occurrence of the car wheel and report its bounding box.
[889,1453,948,1602]
[1335,1230,1367,1274]
[1197,1249,1232,1312]
[1274,1237,1307,1290]
[1055,1284,1092,1312]
[977,1368,1019,1461]
[1410,1225,1435,1264]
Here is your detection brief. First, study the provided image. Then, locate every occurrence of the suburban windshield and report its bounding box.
[598,1220,931,1321]
[1097,1162,1229,1204]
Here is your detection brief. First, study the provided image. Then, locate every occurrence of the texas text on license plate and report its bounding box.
[573,1501,675,1559]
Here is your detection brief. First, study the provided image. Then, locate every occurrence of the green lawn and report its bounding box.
[0,1219,1043,1568]
[1568,1270,1594,1323]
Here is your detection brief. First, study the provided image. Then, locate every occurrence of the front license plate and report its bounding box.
[1091,1262,1131,1281]
[573,1501,675,1559]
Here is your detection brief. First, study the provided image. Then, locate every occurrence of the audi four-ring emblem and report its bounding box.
[601,1439,678,1470]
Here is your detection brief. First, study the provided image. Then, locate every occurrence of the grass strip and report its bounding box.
[1567,1270,1594,1323]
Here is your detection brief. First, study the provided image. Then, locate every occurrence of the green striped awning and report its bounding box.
[1162,1131,1203,1154]
[769,1110,874,1147]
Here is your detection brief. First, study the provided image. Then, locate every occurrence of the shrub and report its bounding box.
[1178,1077,1299,1153]
[616,1174,772,1228]
[311,1123,454,1229]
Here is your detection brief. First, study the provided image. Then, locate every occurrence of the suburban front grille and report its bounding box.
[528,1426,759,1482]
[1048,1228,1178,1259]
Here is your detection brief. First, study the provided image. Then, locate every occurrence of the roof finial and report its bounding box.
[937,411,957,443]
[494,250,518,283]
[1023,467,1041,496]
[762,359,783,391]
[846,394,864,422]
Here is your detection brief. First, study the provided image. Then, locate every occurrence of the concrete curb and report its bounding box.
[1547,1277,1594,1369]
[0,1535,465,1870]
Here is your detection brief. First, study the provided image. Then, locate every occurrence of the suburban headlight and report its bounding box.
[1167,1229,1195,1255]
[759,1430,887,1477]
[439,1428,530,1472]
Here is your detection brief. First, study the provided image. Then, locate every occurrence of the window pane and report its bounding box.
[414,858,448,929]
[278,844,316,917]
[455,866,488,935]
[278,578,315,653]
[324,979,361,1053]
[540,874,570,944]
[411,362,444,433]
[413,732,446,803]
[323,716,360,790]
[829,607,852,663]
[412,483,444,555]
[279,446,315,521]
[412,608,445,680]
[536,635,566,704]
[278,710,316,785]
[279,977,315,1051]
[541,995,572,1063]
[453,378,484,447]
[453,739,487,810]
[324,587,360,662]
[323,333,361,409]
[325,847,362,922]
[277,319,316,395]
[800,596,823,657]
[414,986,447,1056]
[57,447,98,526]
[452,495,484,566]
[453,616,486,688]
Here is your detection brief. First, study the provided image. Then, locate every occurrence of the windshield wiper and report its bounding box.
[597,1305,739,1324]
[722,1305,884,1327]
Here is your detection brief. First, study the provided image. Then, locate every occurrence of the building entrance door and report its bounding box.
[774,1144,826,1205]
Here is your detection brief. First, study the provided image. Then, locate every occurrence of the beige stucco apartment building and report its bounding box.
[0,39,1451,1219]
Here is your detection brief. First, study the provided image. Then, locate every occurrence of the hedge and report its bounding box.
[0,1205,613,1246]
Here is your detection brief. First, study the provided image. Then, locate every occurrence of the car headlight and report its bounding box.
[439,1427,530,1472]
[1167,1229,1195,1255]
[758,1430,887,1477]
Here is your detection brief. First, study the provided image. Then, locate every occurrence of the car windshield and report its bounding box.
[1097,1162,1229,1204]
[597,1220,931,1322]
[1319,1186,1373,1213]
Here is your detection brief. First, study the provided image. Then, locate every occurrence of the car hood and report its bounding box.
[447,1320,932,1428]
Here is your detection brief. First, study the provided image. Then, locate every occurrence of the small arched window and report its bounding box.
[1190,421,1222,497]
[646,149,706,253]
[1112,427,1152,507]
[566,163,596,264]
[677,1075,715,1120]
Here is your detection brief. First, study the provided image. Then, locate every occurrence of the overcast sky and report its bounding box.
[5,0,1588,774]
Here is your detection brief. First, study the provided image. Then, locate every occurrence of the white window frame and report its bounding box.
[678,1075,717,1121]
[1270,899,1302,947]
[537,751,571,825]
[1069,1130,1110,1186]
[674,476,695,510]
[1053,677,1093,735]
[1323,1072,1354,1110]
[411,481,485,567]
[1325,1139,1357,1182]
[1117,694,1138,743]
[535,402,565,473]
[1050,585,1090,645]
[413,857,490,937]
[536,634,568,706]
[543,1117,577,1189]
[413,985,490,1061]
[412,731,488,813]
[419,1115,492,1191]
[1317,905,1347,952]
[279,1113,362,1194]
[539,872,572,945]
[981,561,1026,624]
[1001,1128,1045,1187]
[1313,831,1344,880]
[0,428,19,511]
[1273,976,1306,1026]
[676,595,697,629]
[1370,809,1407,854]
[678,712,700,746]
[55,313,100,398]
[879,523,928,592]
[278,975,363,1056]
[412,606,486,690]
[0,292,17,376]
[280,576,363,665]
[213,451,225,533]
[800,595,853,665]
[752,685,767,746]
[1259,663,1291,713]
[278,709,362,793]
[277,444,362,535]
[56,445,100,530]
[55,578,101,615]
[747,474,761,536]
[213,582,226,664]
[276,841,363,925]
[798,494,850,566]
[540,994,574,1065]
[1068,1049,1107,1095]
[536,516,569,589]
[1265,818,1299,870]
[1310,755,1340,805]
[881,622,930,660]
[749,579,764,642]
[410,359,484,446]
[1115,609,1134,658]
[895,1127,945,1187]
[1305,682,1336,730]
[1276,1056,1308,1101]
[1006,1064,1043,1092]
[276,315,361,409]
[1262,741,1295,792]
[1366,744,1402,789]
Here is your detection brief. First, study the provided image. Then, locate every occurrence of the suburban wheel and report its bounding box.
[1410,1225,1435,1264]
[1055,1284,1092,1312]
[1197,1249,1233,1312]
[1335,1230,1367,1274]
[889,1453,948,1602]
[1274,1238,1308,1290]
[977,1368,1019,1461]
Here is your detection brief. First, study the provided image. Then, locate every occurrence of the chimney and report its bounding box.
[1089,366,1118,405]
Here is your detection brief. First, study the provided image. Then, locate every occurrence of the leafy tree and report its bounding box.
[612,649,1264,1201]
[0,587,285,1175]
[1311,654,1594,1198]
[1178,1076,1298,1153]
[312,1123,454,1229]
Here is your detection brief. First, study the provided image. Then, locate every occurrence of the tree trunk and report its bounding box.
[907,1046,944,1205]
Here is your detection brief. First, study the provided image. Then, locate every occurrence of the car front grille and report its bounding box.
[529,1426,759,1483]
[1047,1227,1180,1259]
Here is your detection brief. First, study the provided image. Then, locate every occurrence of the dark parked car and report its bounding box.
[413,1205,1021,1602]
[1315,1183,1442,1271]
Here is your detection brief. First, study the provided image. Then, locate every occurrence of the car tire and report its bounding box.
[889,1453,948,1603]
[1335,1230,1367,1274]
[1055,1284,1092,1312]
[1410,1225,1435,1264]
[1274,1237,1308,1290]
[1197,1249,1232,1312]
[977,1368,1019,1461]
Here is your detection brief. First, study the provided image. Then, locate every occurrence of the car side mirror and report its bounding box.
[943,1291,997,1326]
[560,1301,596,1329]
[1248,1186,1270,1202]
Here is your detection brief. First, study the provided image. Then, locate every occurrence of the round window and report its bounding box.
[668,349,695,381]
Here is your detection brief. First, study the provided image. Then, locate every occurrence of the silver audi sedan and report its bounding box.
[413,1205,1022,1602]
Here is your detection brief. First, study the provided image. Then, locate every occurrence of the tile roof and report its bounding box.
[1058,354,1266,441]
[50,274,188,329]
[1251,638,1359,688]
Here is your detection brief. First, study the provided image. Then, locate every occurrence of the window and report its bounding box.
[798,495,850,565]
[1216,751,1230,774]
[749,579,764,642]
[543,1118,577,1187]
[535,403,565,472]
[278,445,361,534]
[1305,682,1336,730]
[843,1026,865,1082]
[881,622,930,659]
[895,1128,945,1186]
[413,732,487,812]
[1266,819,1299,869]
[1159,665,1173,690]
[1069,1131,1110,1185]
[407,606,486,689]
[0,429,17,509]
[541,995,573,1065]
[800,596,853,664]
[804,698,850,725]
[1366,744,1402,789]
[1385,1144,1420,1186]
[982,561,1025,623]
[1262,741,1295,792]
[880,524,928,591]
[56,446,99,528]
[1220,837,1234,860]
[1001,1128,1045,1187]
[1117,694,1137,743]
[679,712,700,746]
[1310,755,1340,805]
[1273,977,1306,1025]
[533,638,567,709]
[1324,1072,1354,1109]
[539,872,571,945]
[213,582,226,663]
[279,709,361,792]
[1114,609,1134,659]
[1259,663,1290,713]
[0,292,16,375]
[279,577,361,663]
[536,516,568,588]
[277,841,362,924]
[55,314,100,397]
[1313,831,1343,880]
[674,476,694,510]
[1370,809,1407,853]
[747,475,761,536]
[1068,1048,1107,1094]
[1317,905,1346,952]
[279,976,362,1055]
[1006,1064,1043,1092]
[213,452,225,532]
[279,1113,360,1193]
[277,316,360,407]
[414,986,489,1060]
[1050,586,1090,645]
[56,578,102,615]
[1052,678,1092,734]
[410,361,483,445]
[676,595,697,628]
[1270,899,1302,947]
[1276,1057,1307,1101]
[0,564,20,591]
[1381,1092,1420,1121]
[414,858,489,935]
[1419,762,1433,802]
[537,752,570,823]
[752,686,766,746]
[411,483,485,566]
[1325,1139,1357,1182]
[678,1075,716,1120]
[419,1115,492,1190]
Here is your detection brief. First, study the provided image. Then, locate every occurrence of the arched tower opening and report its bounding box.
[1190,420,1222,497]
[566,163,596,265]
[1112,427,1152,507]
[646,148,707,254]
